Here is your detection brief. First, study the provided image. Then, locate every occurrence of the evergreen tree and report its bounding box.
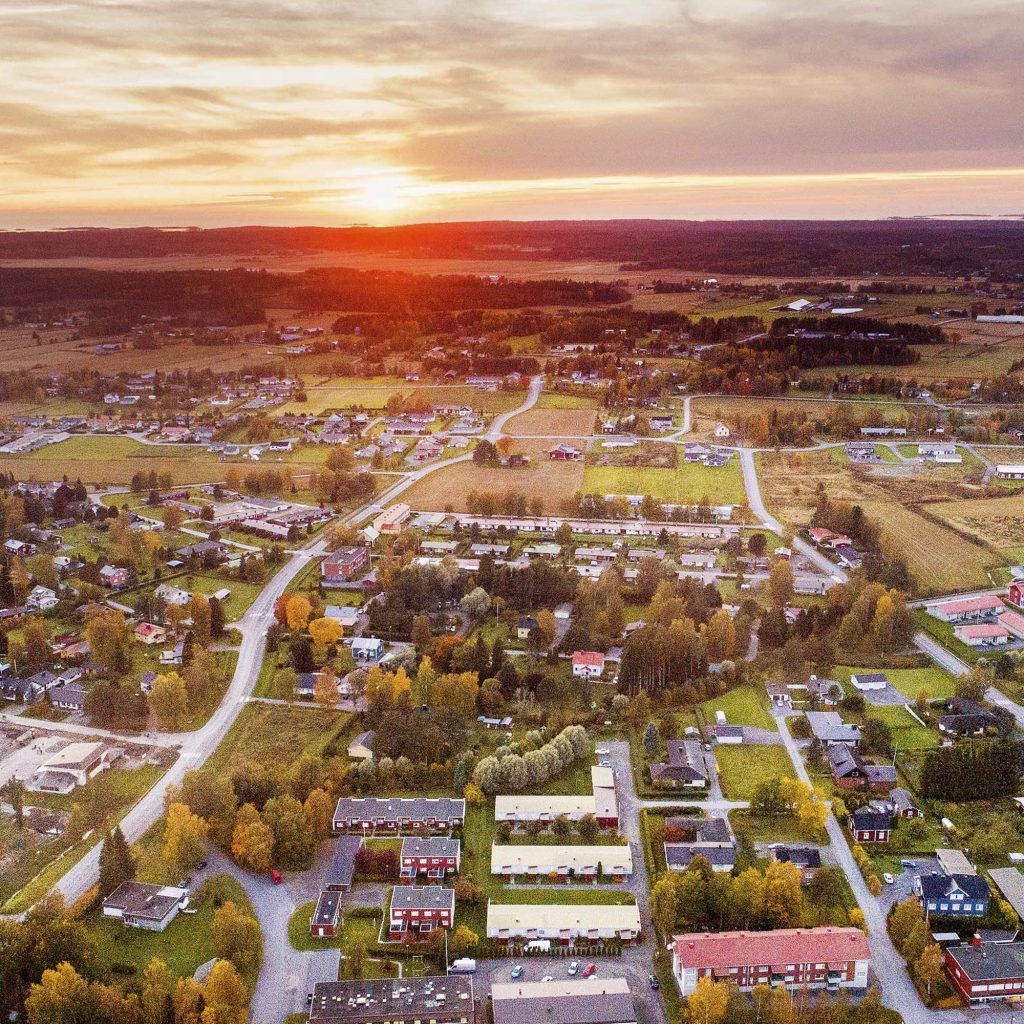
[209,597,226,638]
[98,825,135,898]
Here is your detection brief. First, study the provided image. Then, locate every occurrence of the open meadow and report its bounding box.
[928,494,1024,565]
[581,459,746,505]
[504,407,597,437]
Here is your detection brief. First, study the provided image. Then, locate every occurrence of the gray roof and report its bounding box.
[102,881,182,922]
[665,816,732,845]
[389,886,454,912]
[946,941,1024,983]
[771,845,822,870]
[401,837,459,859]
[988,868,1024,919]
[327,836,364,889]
[806,711,860,744]
[309,978,474,1024]
[665,844,736,870]
[312,889,342,927]
[492,981,636,1024]
[334,796,465,823]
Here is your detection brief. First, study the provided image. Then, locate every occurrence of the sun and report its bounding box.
[355,180,410,218]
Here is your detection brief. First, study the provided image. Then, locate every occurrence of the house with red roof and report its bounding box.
[929,594,1005,624]
[955,622,1011,647]
[571,651,606,679]
[1009,579,1024,610]
[670,927,870,996]
[998,609,1024,639]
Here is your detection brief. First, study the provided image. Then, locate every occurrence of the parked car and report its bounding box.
[900,859,915,868]
[197,860,208,870]
[883,872,895,884]
[582,964,596,978]
[567,961,579,976]
[270,869,283,884]
[510,965,523,980]
[541,976,553,983]
[649,974,660,990]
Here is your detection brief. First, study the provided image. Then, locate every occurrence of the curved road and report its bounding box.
[45,377,544,908]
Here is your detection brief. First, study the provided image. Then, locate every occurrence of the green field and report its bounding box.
[86,874,259,986]
[581,459,745,505]
[834,664,956,700]
[698,686,777,732]
[714,744,795,801]
[536,393,601,410]
[869,705,940,751]
[183,573,264,621]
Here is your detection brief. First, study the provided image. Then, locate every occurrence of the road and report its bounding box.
[913,630,969,677]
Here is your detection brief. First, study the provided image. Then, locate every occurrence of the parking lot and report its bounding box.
[878,855,939,912]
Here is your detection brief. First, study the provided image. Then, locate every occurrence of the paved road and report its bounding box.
[0,714,176,747]
[913,630,969,677]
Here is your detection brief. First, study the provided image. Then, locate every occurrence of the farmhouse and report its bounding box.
[571,651,606,678]
[828,745,896,792]
[400,837,460,880]
[350,637,384,663]
[888,788,921,818]
[491,978,636,1024]
[490,844,632,883]
[333,797,465,833]
[388,886,454,936]
[670,927,870,997]
[308,978,475,1024]
[102,881,189,932]
[486,902,641,945]
[1009,579,1024,610]
[849,808,892,843]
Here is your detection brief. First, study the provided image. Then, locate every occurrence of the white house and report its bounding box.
[571,651,606,679]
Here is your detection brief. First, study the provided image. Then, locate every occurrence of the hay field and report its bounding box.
[504,407,596,437]
[280,385,522,415]
[401,459,584,514]
[581,461,745,505]
[929,495,1024,563]
[759,450,1002,594]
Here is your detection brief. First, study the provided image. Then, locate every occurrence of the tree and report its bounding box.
[576,813,599,842]
[209,598,226,639]
[448,924,479,958]
[686,975,729,1024]
[650,873,680,936]
[285,595,312,631]
[702,609,737,661]
[314,668,340,709]
[459,586,491,620]
[2,778,26,828]
[141,958,176,1024]
[262,794,311,869]
[411,614,432,651]
[303,788,334,843]
[642,721,661,759]
[149,672,189,730]
[211,901,262,977]
[766,559,795,610]
[916,942,943,996]
[98,826,135,899]
[201,959,248,1024]
[308,616,343,647]
[231,804,274,873]
[162,802,209,876]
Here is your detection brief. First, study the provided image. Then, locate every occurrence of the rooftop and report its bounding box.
[491,977,634,1024]
[308,977,474,1024]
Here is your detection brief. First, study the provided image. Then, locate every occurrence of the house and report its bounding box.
[571,651,606,679]
[160,641,184,666]
[326,836,364,892]
[26,585,58,611]
[1009,579,1024,610]
[388,885,454,936]
[938,697,1000,737]
[174,540,228,564]
[4,538,37,556]
[850,672,889,693]
[849,808,892,843]
[649,740,707,789]
[670,927,870,997]
[51,683,87,712]
[401,837,461,880]
[914,873,991,918]
[310,889,342,938]
[348,730,376,761]
[828,745,896,792]
[490,844,632,883]
[929,594,1005,624]
[477,715,513,730]
[665,844,736,873]
[492,978,636,1024]
[548,444,582,461]
[31,742,109,794]
[102,881,189,932]
[705,724,745,744]
[333,797,465,834]
[996,465,1024,480]
[714,423,731,439]
[664,815,733,847]
[945,940,1024,1005]
[486,902,641,945]
[325,604,359,630]
[494,767,618,830]
[834,545,863,569]
[956,622,1011,647]
[350,637,384,663]
[998,609,1024,639]
[516,616,538,641]
[99,565,131,588]
[766,682,792,707]
[322,547,371,585]
[155,584,191,606]
[805,676,843,705]
[135,622,167,645]
[769,845,822,884]
[889,787,921,818]
[308,978,475,1024]
[806,711,861,747]
[372,503,410,535]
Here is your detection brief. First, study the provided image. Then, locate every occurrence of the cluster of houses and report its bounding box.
[927,586,1024,650]
[806,527,864,571]
[167,493,333,541]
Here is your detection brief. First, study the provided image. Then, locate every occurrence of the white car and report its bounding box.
[541,976,553,983]
[567,961,580,976]
[883,872,895,884]
[596,748,609,755]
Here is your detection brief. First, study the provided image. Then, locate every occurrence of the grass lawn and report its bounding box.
[834,663,957,700]
[204,703,350,776]
[183,573,264,621]
[22,435,144,460]
[913,611,981,666]
[729,811,825,846]
[86,874,259,987]
[715,745,795,801]
[700,686,777,732]
[536,393,601,410]
[178,650,239,732]
[581,459,745,505]
[869,705,940,751]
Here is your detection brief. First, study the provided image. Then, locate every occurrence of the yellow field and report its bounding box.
[929,495,1024,563]
[400,458,584,514]
[504,408,596,438]
[759,450,1003,594]
[279,385,522,415]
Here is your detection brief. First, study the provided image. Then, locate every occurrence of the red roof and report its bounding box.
[958,623,1009,639]
[572,651,605,667]
[934,594,1004,616]
[999,610,1024,634]
[672,927,870,971]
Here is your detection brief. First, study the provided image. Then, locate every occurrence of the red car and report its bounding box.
[582,964,596,978]
[270,870,283,884]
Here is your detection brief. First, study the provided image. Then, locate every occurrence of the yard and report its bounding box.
[183,573,264,621]
[699,686,778,732]
[580,459,745,505]
[714,744,795,801]
[834,664,957,700]
[86,874,260,987]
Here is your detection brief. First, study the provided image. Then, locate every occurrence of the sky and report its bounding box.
[1,0,1023,227]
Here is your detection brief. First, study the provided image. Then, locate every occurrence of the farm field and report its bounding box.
[504,407,596,437]
[758,450,1003,594]
[400,457,584,513]
[928,494,1024,564]
[714,744,794,800]
[279,384,523,415]
[581,459,745,505]
[535,392,601,410]
[692,395,915,437]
